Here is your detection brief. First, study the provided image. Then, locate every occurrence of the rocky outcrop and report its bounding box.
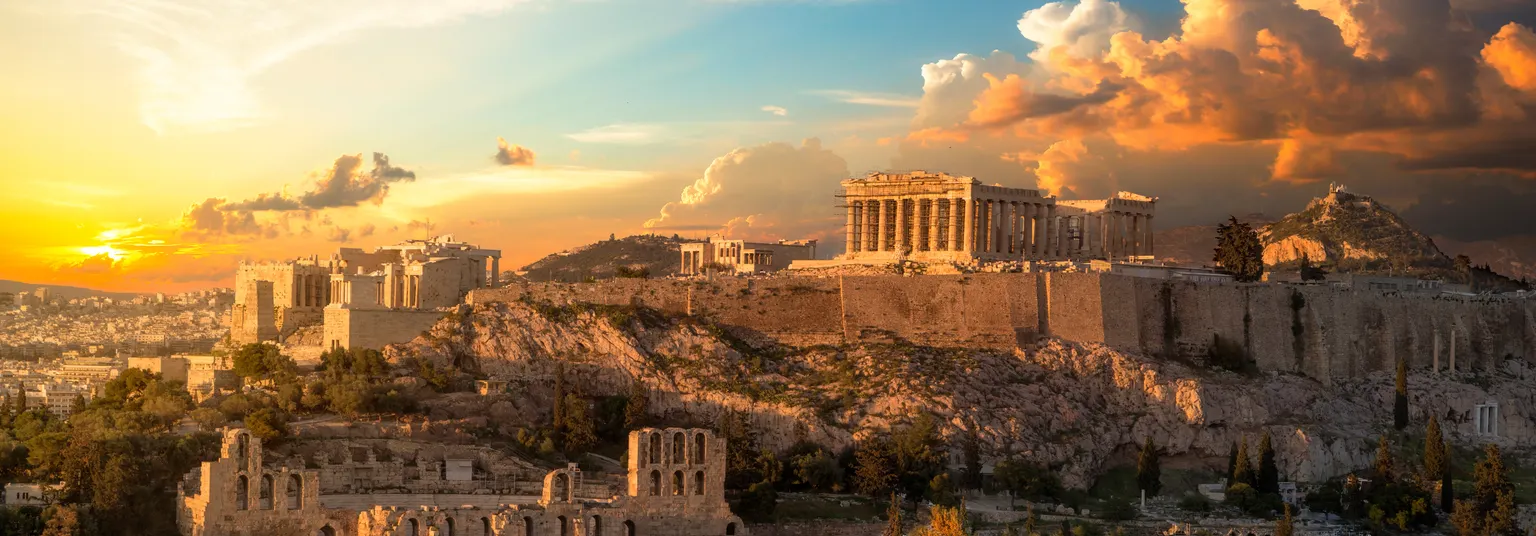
[389,300,1535,490]
[1260,184,1449,273]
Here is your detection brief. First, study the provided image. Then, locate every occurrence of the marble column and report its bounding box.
[846,203,858,254]
[947,200,959,251]
[993,200,1004,254]
[1433,330,1441,373]
[863,201,877,252]
[1145,215,1155,258]
[963,198,976,253]
[877,200,890,253]
[1043,206,1056,259]
[1020,203,1033,259]
[491,257,499,287]
[1032,204,1045,259]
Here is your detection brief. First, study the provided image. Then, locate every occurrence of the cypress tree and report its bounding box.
[1374,435,1395,483]
[1226,441,1239,485]
[882,493,902,536]
[1232,437,1254,487]
[1424,415,1446,480]
[1440,443,1454,512]
[1257,431,1279,494]
[1394,359,1409,430]
[1275,504,1294,536]
[1137,436,1162,497]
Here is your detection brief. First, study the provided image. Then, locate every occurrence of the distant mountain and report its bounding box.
[1153,213,1276,268]
[1259,185,1451,274]
[0,280,143,301]
[519,234,689,282]
[1433,235,1536,282]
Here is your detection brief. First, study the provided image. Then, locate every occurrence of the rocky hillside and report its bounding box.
[1260,185,1450,274]
[387,299,1536,489]
[519,234,692,282]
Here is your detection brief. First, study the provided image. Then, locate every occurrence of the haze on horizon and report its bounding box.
[3,0,1534,294]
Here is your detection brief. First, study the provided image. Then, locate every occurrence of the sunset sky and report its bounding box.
[3,0,1534,293]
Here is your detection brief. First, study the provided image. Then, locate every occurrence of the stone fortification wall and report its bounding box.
[470,275,1535,381]
[324,308,450,350]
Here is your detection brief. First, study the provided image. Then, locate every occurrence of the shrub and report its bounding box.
[1099,498,1137,521]
[1179,493,1212,513]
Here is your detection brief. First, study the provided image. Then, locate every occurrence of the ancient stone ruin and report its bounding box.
[177,428,745,536]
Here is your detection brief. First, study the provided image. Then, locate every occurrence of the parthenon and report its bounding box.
[838,171,1157,263]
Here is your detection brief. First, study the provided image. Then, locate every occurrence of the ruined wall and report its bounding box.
[469,275,1535,381]
[325,308,449,350]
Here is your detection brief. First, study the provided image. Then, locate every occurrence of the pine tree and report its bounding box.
[1394,359,1409,430]
[1274,504,1294,536]
[1472,445,1513,517]
[882,493,903,536]
[1257,431,1279,494]
[1232,437,1254,487]
[561,394,598,455]
[1374,435,1395,483]
[70,394,86,416]
[1137,436,1162,497]
[1424,415,1446,480]
[1214,217,1264,282]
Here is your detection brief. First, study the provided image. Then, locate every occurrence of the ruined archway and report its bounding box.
[692,433,705,463]
[318,526,336,536]
[648,433,661,464]
[693,471,704,496]
[481,517,492,536]
[235,475,249,510]
[259,474,274,510]
[671,432,684,463]
[287,474,302,510]
[671,470,684,496]
[648,470,661,496]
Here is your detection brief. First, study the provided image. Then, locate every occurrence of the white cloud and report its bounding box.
[390,165,652,209]
[808,90,921,108]
[761,105,789,116]
[914,51,1031,129]
[1016,0,1136,61]
[565,123,671,144]
[60,0,532,134]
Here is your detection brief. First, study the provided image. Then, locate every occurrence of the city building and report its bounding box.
[4,483,55,507]
[229,235,502,350]
[177,427,747,536]
[678,235,818,275]
[836,171,1156,263]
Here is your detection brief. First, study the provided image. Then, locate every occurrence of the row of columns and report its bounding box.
[293,273,328,308]
[845,198,1156,260]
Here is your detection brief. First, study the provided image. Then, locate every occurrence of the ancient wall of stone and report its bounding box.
[470,275,1535,381]
[325,308,449,350]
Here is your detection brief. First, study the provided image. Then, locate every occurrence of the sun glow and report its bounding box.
[80,245,128,261]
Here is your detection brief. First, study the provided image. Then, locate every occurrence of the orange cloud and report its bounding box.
[906,127,970,146]
[1271,138,1343,183]
[1483,23,1536,94]
[495,137,538,166]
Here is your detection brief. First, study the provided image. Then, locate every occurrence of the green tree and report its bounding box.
[69,394,86,416]
[994,458,1063,506]
[1214,216,1264,282]
[1374,435,1395,483]
[1299,253,1326,281]
[734,481,778,523]
[1394,359,1409,430]
[915,503,970,536]
[1257,431,1279,494]
[230,343,296,383]
[622,379,649,430]
[891,414,947,504]
[1275,504,1294,536]
[717,409,763,489]
[1232,437,1254,487]
[1454,444,1517,536]
[561,394,598,455]
[244,408,289,443]
[961,431,983,490]
[1137,436,1162,497]
[929,473,959,508]
[855,438,896,498]
[791,448,844,492]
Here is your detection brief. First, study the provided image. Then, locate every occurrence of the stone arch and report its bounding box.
[521,516,533,536]
[693,471,704,496]
[692,433,705,464]
[481,517,492,536]
[590,514,602,536]
[671,470,684,496]
[259,474,274,509]
[445,517,456,536]
[726,523,737,535]
[648,470,661,496]
[671,432,684,463]
[648,433,661,465]
[541,468,578,504]
[555,473,570,501]
[287,474,302,510]
[406,518,419,536]
[557,516,569,536]
[318,526,336,536]
[623,520,636,536]
[235,474,249,510]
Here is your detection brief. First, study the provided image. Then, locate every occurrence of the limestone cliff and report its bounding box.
[1260,185,1448,272]
[389,300,1534,489]
[519,234,686,282]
